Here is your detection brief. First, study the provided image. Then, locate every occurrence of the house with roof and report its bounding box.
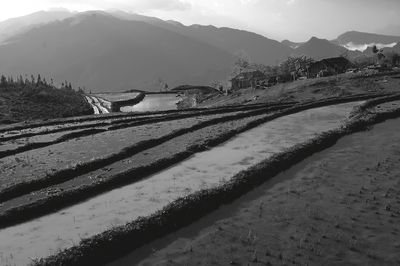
[308,57,351,78]
[230,70,266,90]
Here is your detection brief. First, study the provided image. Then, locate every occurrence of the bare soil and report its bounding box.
[113,116,400,266]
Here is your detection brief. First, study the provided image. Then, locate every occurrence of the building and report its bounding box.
[308,57,351,78]
[230,70,266,90]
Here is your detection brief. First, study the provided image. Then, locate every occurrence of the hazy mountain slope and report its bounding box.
[294,37,348,60]
[109,11,292,65]
[0,9,75,44]
[336,31,400,45]
[171,25,292,65]
[0,13,234,92]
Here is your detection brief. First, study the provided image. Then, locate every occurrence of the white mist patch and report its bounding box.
[342,42,397,52]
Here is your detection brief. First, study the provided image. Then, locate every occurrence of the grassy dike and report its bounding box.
[31,94,400,266]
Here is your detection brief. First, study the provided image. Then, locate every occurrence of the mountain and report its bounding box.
[0,9,75,44]
[334,31,400,51]
[294,37,348,60]
[1,10,397,93]
[108,11,292,66]
[0,12,234,92]
[0,10,293,92]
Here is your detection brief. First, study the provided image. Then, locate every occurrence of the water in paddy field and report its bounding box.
[120,93,181,112]
[0,102,362,265]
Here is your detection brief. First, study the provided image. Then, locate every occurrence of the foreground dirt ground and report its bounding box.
[111,117,400,266]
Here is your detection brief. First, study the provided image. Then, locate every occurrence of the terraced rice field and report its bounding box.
[0,95,397,265]
[120,94,181,112]
[94,92,142,102]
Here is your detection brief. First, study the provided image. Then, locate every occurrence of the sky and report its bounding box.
[0,0,399,41]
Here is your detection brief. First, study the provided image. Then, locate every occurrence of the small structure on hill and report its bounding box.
[230,70,266,90]
[308,57,351,78]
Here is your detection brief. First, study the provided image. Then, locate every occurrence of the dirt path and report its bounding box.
[111,117,400,266]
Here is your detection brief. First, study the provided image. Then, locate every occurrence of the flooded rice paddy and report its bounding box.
[0,102,361,265]
[120,94,180,113]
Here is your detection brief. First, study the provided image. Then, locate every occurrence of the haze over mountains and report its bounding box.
[0,10,399,92]
[0,9,75,44]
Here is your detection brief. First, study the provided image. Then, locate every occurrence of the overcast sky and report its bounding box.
[1,0,399,41]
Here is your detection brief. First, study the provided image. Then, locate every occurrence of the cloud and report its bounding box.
[43,0,191,12]
[286,0,297,5]
[134,0,191,11]
[239,0,259,5]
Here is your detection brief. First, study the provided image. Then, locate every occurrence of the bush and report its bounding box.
[0,74,93,124]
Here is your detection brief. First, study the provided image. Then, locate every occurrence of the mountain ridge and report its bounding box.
[0,10,399,92]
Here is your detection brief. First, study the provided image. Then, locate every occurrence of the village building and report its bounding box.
[308,57,351,78]
[230,70,266,90]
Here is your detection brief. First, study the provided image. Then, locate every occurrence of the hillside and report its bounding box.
[0,11,293,92]
[0,75,92,124]
[110,11,292,65]
[0,12,234,92]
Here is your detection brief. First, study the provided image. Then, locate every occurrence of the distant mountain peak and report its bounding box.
[294,36,346,60]
[306,36,327,43]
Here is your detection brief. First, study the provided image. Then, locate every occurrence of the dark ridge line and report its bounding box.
[0,105,283,203]
[0,102,289,142]
[0,94,385,228]
[31,97,400,266]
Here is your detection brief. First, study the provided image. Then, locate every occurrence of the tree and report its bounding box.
[231,50,251,77]
[372,45,385,64]
[0,75,7,87]
[36,74,42,86]
[279,56,314,80]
